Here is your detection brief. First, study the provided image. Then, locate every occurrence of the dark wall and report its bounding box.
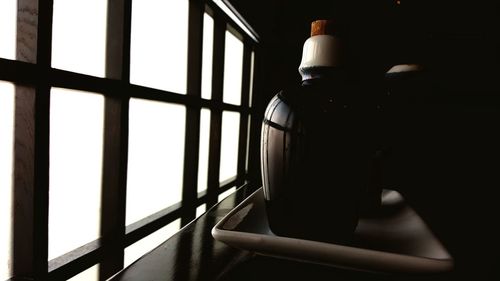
[232,0,499,279]
[231,0,499,97]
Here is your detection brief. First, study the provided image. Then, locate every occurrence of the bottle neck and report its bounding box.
[300,67,347,87]
[299,66,345,83]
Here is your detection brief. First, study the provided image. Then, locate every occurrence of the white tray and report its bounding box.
[212,188,453,274]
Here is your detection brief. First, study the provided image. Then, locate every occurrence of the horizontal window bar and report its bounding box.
[0,58,39,85]
[124,202,183,247]
[0,59,253,113]
[48,239,102,281]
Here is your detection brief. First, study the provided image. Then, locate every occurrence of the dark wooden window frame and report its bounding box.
[0,0,259,280]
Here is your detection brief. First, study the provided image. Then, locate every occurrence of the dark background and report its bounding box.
[231,0,499,280]
[231,0,498,96]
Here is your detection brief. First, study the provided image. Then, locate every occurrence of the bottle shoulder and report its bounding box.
[263,87,301,127]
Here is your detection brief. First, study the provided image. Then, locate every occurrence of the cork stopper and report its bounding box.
[310,20,336,36]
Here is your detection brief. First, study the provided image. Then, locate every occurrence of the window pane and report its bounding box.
[52,0,107,77]
[67,264,99,281]
[218,187,237,202]
[127,99,185,225]
[49,88,104,260]
[219,111,240,183]
[245,116,251,172]
[124,219,180,267]
[197,109,210,195]
[196,204,206,218]
[0,0,16,60]
[0,81,15,280]
[222,30,244,105]
[249,51,255,107]
[201,13,214,100]
[130,0,189,93]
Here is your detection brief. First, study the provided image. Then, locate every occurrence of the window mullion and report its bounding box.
[12,0,50,279]
[99,0,132,279]
[206,14,226,208]
[247,48,261,185]
[181,0,204,226]
[236,43,252,185]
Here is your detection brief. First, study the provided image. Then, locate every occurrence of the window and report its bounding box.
[249,51,255,107]
[49,88,104,260]
[67,264,99,281]
[127,99,186,225]
[245,117,252,172]
[0,81,15,280]
[196,204,207,218]
[223,30,244,105]
[201,13,214,100]
[218,187,237,202]
[52,0,107,77]
[0,0,16,60]
[0,0,257,279]
[198,108,211,195]
[220,111,241,183]
[130,0,189,93]
[124,219,180,267]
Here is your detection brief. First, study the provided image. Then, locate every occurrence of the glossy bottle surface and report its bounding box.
[261,77,376,243]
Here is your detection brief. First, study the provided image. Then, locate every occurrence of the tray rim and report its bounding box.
[212,187,454,274]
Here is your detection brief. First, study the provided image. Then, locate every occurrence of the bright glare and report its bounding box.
[222,30,244,105]
[52,0,107,77]
[201,13,214,99]
[197,109,211,195]
[124,219,180,267]
[219,112,240,183]
[0,81,15,280]
[130,0,189,94]
[67,264,99,281]
[126,99,186,225]
[0,0,16,60]
[49,88,104,260]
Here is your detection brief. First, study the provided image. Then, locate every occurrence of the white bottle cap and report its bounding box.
[298,35,341,69]
[298,20,342,76]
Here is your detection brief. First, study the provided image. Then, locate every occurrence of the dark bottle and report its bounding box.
[261,20,376,243]
[384,64,432,192]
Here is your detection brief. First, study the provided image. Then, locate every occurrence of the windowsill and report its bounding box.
[108,182,259,281]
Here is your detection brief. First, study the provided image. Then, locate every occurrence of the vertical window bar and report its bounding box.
[99,92,129,279]
[12,84,41,279]
[12,0,49,279]
[121,0,132,82]
[34,0,51,276]
[181,0,204,226]
[17,0,38,64]
[236,42,251,185]
[206,15,225,207]
[247,49,262,185]
[32,84,50,279]
[34,0,51,273]
[100,0,131,279]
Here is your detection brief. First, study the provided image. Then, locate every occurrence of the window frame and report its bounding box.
[0,0,259,280]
